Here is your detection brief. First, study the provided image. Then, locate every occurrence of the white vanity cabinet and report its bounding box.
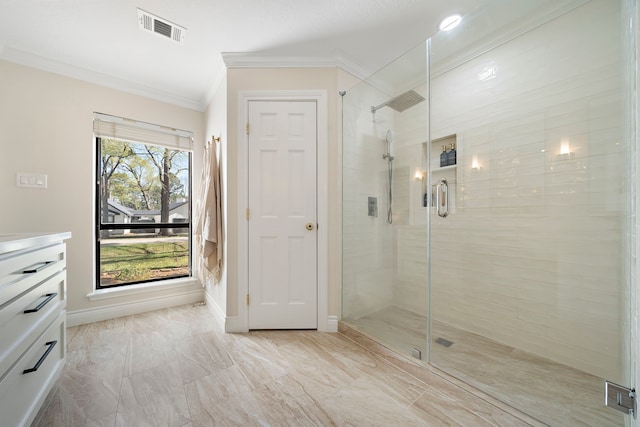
[0,232,71,427]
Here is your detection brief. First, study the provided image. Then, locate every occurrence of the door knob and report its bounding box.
[306,223,315,231]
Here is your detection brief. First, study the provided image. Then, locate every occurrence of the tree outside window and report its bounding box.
[96,137,191,288]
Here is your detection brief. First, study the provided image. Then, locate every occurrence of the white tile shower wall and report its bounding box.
[393,0,625,381]
[344,2,625,379]
[342,87,397,319]
[388,91,429,313]
[621,0,635,396]
[394,226,428,315]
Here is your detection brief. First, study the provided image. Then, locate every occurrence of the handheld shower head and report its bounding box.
[382,129,395,224]
[383,130,394,161]
[385,129,394,144]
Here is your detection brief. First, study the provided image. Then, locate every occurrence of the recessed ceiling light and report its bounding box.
[439,14,462,32]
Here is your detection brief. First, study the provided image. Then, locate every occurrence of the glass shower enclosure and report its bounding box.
[342,40,429,357]
[341,1,635,425]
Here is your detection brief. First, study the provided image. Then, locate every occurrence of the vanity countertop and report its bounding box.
[0,232,72,255]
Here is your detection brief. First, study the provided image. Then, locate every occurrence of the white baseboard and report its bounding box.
[224,316,245,333]
[325,315,338,332]
[202,290,245,333]
[66,289,204,327]
[203,290,225,330]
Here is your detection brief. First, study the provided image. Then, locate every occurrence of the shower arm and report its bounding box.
[371,103,386,114]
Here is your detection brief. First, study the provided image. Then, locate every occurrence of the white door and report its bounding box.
[247,100,317,329]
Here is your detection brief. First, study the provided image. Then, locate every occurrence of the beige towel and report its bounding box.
[196,142,223,282]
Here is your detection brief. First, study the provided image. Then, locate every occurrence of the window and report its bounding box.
[94,113,193,288]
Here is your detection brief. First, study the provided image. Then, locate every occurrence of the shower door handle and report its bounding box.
[436,178,448,217]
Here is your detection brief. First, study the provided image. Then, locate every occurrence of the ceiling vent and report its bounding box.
[137,8,186,44]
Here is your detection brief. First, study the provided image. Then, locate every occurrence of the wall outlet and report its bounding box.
[16,172,47,189]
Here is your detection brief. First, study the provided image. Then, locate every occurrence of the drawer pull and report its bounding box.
[24,293,58,314]
[23,340,57,374]
[22,261,55,274]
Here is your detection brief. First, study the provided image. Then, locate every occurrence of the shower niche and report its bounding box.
[425,134,457,215]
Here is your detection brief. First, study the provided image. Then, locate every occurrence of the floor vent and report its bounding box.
[435,337,454,347]
[137,8,186,44]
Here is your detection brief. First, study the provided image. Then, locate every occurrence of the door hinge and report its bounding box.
[246,208,251,220]
[246,122,250,135]
[246,293,250,305]
[605,381,636,418]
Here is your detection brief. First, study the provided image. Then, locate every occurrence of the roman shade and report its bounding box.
[93,112,193,151]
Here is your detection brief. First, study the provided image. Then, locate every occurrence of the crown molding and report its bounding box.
[221,50,371,81]
[1,46,373,112]
[0,46,206,111]
[333,50,372,82]
[201,56,228,109]
[222,51,336,68]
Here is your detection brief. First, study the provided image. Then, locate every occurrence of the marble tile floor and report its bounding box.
[344,305,624,427]
[31,302,540,427]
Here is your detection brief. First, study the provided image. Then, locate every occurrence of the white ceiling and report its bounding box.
[0,0,480,111]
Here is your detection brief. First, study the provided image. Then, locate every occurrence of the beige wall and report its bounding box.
[0,60,205,315]
[202,76,228,315]
[0,59,355,326]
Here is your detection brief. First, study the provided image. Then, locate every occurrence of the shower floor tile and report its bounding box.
[343,305,623,427]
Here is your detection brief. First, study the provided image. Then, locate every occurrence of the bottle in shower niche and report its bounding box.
[447,143,457,166]
[440,145,448,167]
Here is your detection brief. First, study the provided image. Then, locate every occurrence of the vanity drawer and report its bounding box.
[0,270,66,376]
[0,311,66,427]
[0,243,66,307]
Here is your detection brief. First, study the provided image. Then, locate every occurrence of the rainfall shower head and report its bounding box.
[371,90,426,113]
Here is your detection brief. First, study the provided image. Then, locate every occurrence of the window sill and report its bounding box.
[87,277,200,301]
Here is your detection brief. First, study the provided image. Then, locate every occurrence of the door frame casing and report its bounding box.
[236,90,329,332]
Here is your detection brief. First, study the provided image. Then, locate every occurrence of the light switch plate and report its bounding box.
[16,172,47,189]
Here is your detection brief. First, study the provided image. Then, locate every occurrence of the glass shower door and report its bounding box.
[342,42,430,361]
[427,0,634,425]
